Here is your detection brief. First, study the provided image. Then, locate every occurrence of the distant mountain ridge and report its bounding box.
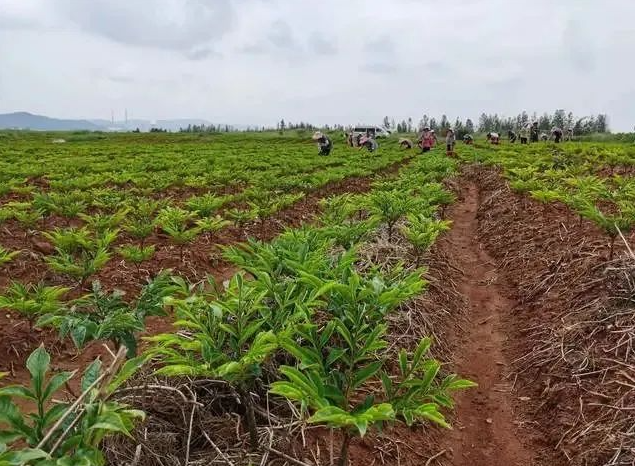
[0,112,102,131]
[0,112,245,132]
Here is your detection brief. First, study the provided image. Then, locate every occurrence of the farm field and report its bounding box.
[0,133,634,466]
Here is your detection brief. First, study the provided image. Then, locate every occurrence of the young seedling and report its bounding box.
[366,190,416,241]
[0,345,146,462]
[0,282,69,330]
[38,271,181,357]
[149,273,277,450]
[156,206,201,262]
[0,246,21,266]
[117,244,156,274]
[195,215,230,243]
[400,215,452,266]
[185,193,228,217]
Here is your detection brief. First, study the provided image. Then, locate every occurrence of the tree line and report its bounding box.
[385,109,608,138]
[175,111,609,136]
[179,123,234,133]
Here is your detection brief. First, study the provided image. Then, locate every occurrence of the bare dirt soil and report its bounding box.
[437,181,534,466]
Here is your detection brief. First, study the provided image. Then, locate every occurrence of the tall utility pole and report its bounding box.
[111,110,114,125]
[125,108,128,127]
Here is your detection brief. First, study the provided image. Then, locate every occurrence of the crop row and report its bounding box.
[461,142,635,258]
[0,137,410,290]
[0,152,472,466]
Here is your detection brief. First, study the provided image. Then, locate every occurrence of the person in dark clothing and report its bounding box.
[463,134,474,145]
[312,131,332,155]
[552,127,563,143]
[530,122,539,143]
[359,136,378,152]
[508,130,517,143]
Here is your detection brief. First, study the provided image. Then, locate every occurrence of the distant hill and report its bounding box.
[0,111,250,132]
[0,112,102,131]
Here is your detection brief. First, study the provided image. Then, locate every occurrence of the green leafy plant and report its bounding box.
[272,326,474,466]
[366,190,416,241]
[577,201,635,259]
[0,282,69,330]
[0,345,146,465]
[38,271,182,357]
[195,215,230,243]
[43,228,117,285]
[79,209,129,233]
[401,215,452,266]
[226,208,257,228]
[185,193,228,216]
[156,206,201,261]
[13,210,44,242]
[149,273,277,449]
[117,244,156,274]
[0,247,20,266]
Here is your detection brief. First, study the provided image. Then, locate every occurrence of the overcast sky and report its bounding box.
[0,0,633,130]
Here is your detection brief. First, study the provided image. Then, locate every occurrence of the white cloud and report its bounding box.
[0,0,633,130]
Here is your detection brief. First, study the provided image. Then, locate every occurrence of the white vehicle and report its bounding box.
[352,126,392,138]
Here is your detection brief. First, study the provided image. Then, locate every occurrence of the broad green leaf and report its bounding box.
[414,403,450,428]
[42,402,69,427]
[26,345,50,398]
[42,371,74,402]
[0,386,35,401]
[106,354,148,393]
[352,361,383,390]
[412,337,432,370]
[447,378,478,390]
[82,359,102,392]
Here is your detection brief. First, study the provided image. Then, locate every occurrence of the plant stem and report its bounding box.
[239,387,258,451]
[337,431,351,466]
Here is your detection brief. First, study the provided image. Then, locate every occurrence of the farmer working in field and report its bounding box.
[347,131,354,147]
[519,125,529,144]
[565,128,574,141]
[551,127,563,143]
[508,130,517,143]
[399,138,414,149]
[530,122,539,142]
[312,131,332,156]
[445,128,456,156]
[463,134,474,144]
[358,135,378,152]
[486,132,500,144]
[418,127,434,153]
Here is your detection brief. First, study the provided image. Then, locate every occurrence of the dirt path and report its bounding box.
[439,181,533,466]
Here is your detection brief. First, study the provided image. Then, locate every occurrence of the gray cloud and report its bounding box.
[562,18,595,72]
[361,63,398,74]
[108,75,135,84]
[363,36,396,56]
[267,19,296,50]
[362,36,398,74]
[308,32,337,56]
[0,0,634,130]
[185,46,222,61]
[57,0,235,51]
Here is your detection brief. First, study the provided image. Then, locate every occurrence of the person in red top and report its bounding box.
[418,127,434,153]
